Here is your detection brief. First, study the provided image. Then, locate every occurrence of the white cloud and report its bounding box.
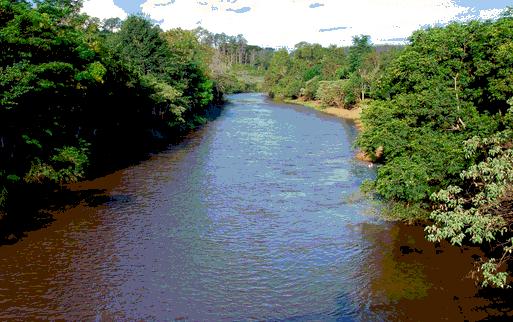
[81,0,128,20]
[72,0,494,48]
[140,0,471,47]
[479,8,503,20]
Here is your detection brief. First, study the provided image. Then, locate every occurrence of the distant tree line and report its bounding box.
[194,27,274,93]
[195,27,274,68]
[264,37,401,108]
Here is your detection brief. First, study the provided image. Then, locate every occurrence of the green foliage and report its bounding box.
[314,77,363,108]
[195,27,273,69]
[24,140,90,184]
[192,27,272,96]
[0,171,7,211]
[264,39,400,103]
[282,77,303,99]
[354,16,513,286]
[342,74,362,106]
[109,16,171,79]
[376,20,513,114]
[264,49,291,98]
[425,127,513,287]
[22,135,43,150]
[357,97,471,200]
[480,258,510,288]
[76,61,107,83]
[215,64,265,94]
[265,44,334,99]
[347,35,372,74]
[300,76,320,100]
[321,45,347,80]
[380,201,430,222]
[316,80,347,107]
[358,17,513,204]
[0,1,219,224]
[198,78,214,106]
[304,65,321,81]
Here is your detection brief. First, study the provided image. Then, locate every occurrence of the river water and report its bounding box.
[0,93,510,321]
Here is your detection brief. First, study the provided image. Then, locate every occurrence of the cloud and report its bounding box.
[82,0,128,20]
[319,26,348,33]
[84,0,499,47]
[309,3,324,9]
[226,7,251,13]
[479,8,502,20]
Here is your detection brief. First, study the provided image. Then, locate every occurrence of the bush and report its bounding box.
[426,127,513,288]
[342,74,362,107]
[300,76,320,100]
[282,77,303,99]
[316,80,347,107]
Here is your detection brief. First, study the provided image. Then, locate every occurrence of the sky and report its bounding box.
[81,0,511,48]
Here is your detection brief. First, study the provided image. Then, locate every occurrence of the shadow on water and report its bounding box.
[0,186,115,245]
[354,222,513,321]
[0,105,224,245]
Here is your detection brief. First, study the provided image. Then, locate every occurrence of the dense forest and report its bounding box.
[264,10,513,287]
[0,0,270,241]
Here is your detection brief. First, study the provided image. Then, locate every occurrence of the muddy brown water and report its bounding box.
[0,93,511,321]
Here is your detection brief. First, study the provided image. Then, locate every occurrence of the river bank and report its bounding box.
[284,98,363,127]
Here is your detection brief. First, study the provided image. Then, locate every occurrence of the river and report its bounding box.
[0,93,510,321]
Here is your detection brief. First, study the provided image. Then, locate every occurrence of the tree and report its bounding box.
[347,35,372,75]
[264,49,291,98]
[110,15,171,79]
[101,17,121,32]
[357,18,513,203]
[0,0,102,187]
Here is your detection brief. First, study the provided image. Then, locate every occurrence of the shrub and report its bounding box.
[300,76,320,100]
[316,80,347,107]
[342,74,362,107]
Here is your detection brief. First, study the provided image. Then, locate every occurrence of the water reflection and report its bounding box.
[355,222,503,321]
[0,93,511,321]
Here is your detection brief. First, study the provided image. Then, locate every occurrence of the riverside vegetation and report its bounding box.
[1,0,512,290]
[0,0,270,240]
[264,9,513,288]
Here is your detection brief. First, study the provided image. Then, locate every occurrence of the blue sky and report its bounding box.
[81,0,511,47]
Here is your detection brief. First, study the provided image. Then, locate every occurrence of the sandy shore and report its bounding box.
[284,98,363,128]
[323,107,363,130]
